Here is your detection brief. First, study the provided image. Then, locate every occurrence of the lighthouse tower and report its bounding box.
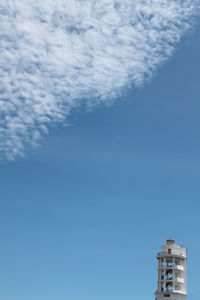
[155,239,187,300]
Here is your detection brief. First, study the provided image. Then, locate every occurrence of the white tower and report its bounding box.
[155,239,187,300]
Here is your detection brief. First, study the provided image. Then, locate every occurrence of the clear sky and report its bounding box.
[1,2,200,300]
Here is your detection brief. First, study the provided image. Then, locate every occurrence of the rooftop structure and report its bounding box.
[155,239,187,300]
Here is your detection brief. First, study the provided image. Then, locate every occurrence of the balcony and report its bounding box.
[157,252,185,258]
[174,265,184,271]
[174,278,184,284]
[157,278,184,284]
[158,264,184,271]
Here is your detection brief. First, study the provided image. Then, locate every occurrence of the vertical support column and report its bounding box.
[158,258,160,292]
[172,257,175,292]
[164,257,166,292]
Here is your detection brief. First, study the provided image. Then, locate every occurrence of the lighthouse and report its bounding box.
[155,239,187,300]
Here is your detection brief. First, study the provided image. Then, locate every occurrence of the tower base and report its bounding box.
[155,293,186,300]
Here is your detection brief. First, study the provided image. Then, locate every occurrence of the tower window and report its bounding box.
[168,249,171,254]
[166,258,173,267]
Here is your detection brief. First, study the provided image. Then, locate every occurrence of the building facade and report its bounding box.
[155,239,187,300]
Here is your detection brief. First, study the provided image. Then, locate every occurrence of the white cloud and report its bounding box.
[0,0,199,160]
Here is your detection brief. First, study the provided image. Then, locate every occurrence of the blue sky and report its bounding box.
[1,1,200,300]
[1,26,200,300]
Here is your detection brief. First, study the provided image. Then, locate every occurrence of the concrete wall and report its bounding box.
[156,294,187,300]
